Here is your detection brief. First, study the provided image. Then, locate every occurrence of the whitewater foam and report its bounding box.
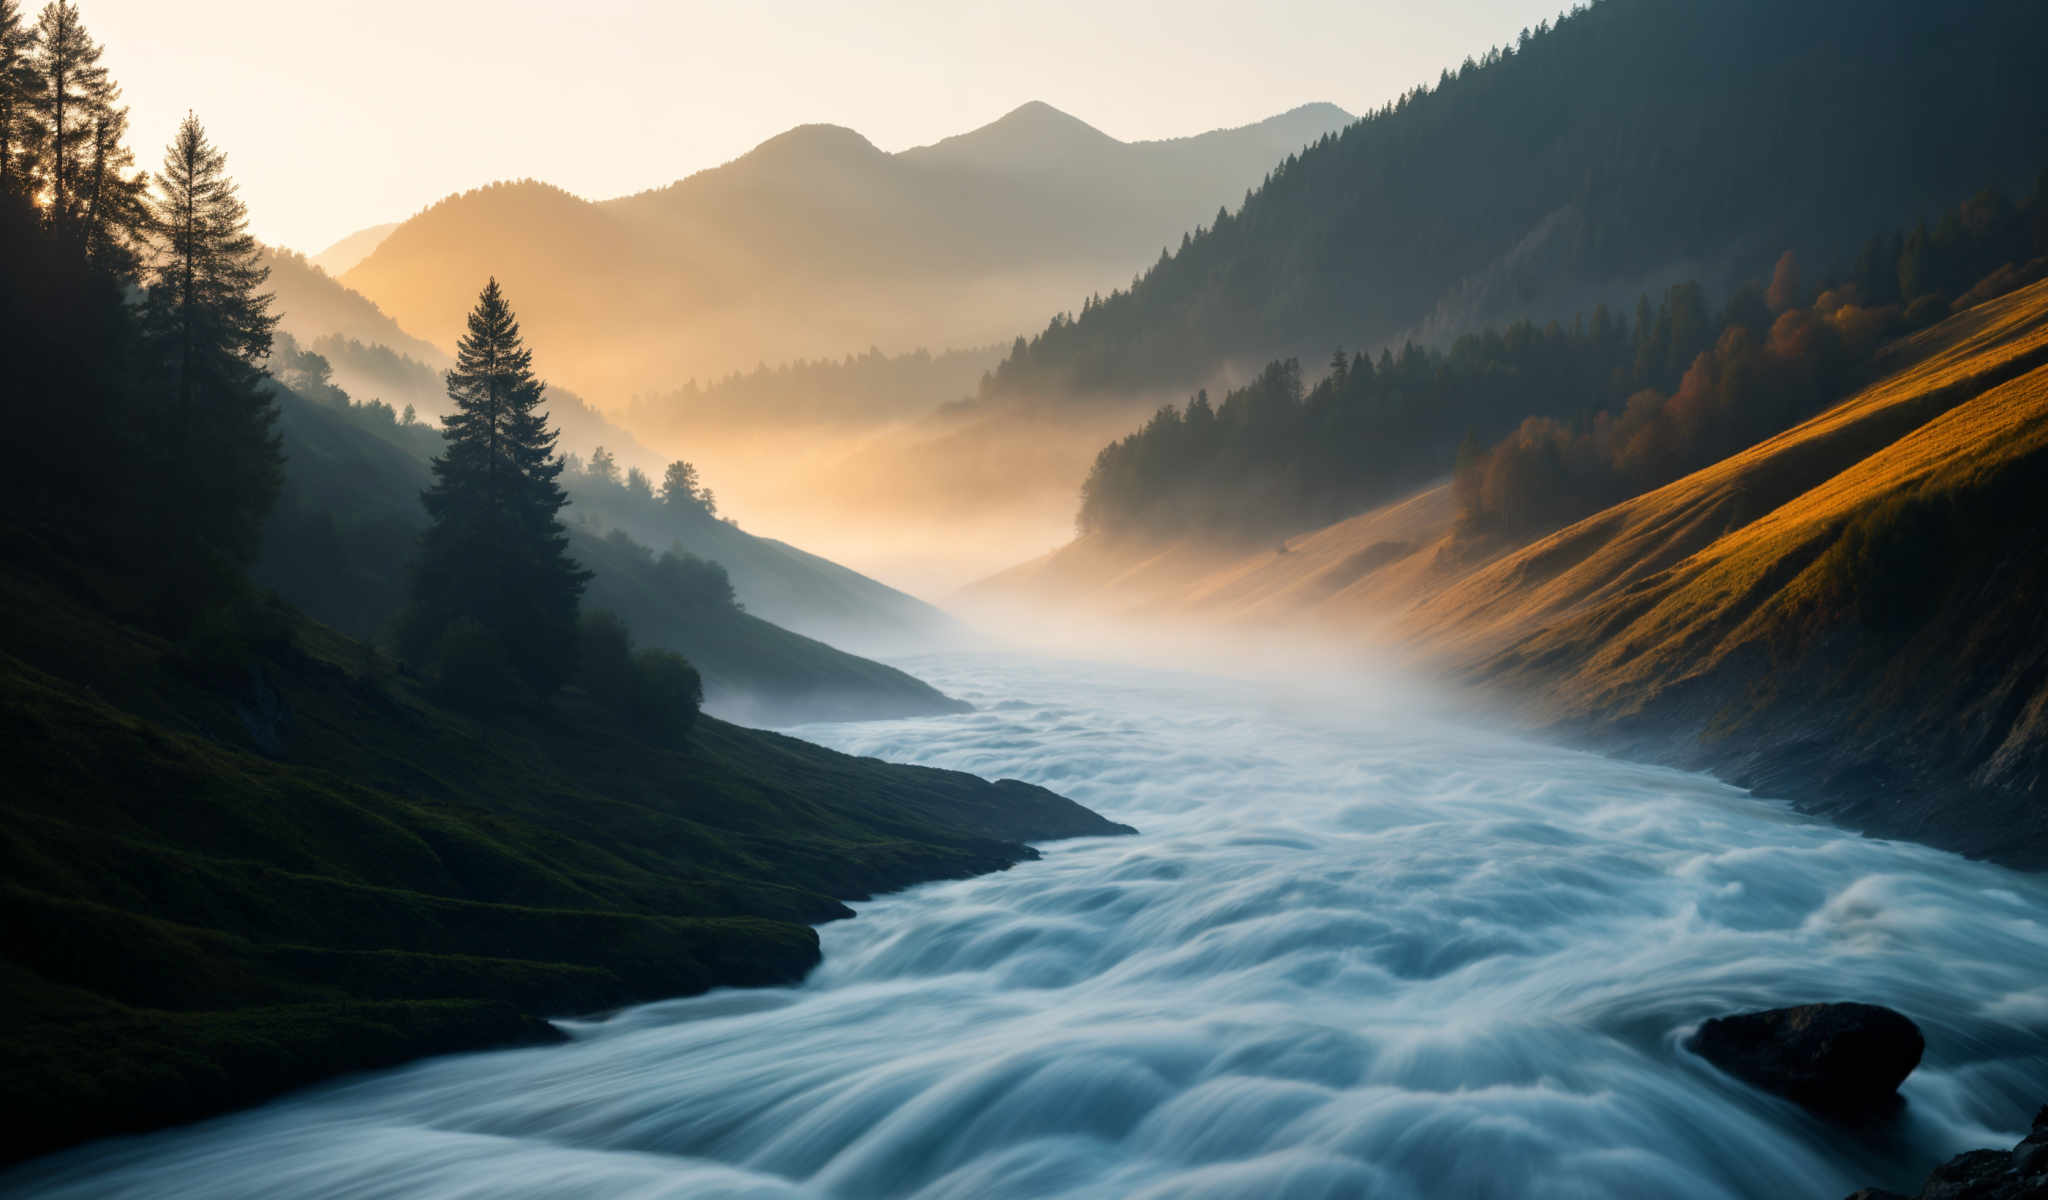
[7,651,2045,1198]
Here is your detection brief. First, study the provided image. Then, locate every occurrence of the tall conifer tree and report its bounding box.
[142,112,281,601]
[0,0,34,199]
[404,279,587,698]
[74,66,139,266]
[23,1,107,237]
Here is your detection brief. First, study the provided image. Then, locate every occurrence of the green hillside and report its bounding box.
[0,557,1125,1164]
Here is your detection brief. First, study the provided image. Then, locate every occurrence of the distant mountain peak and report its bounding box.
[1245,102,1355,141]
[984,100,1113,139]
[743,123,886,166]
[900,101,1122,171]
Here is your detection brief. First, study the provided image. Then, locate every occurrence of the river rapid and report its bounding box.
[8,651,2048,1199]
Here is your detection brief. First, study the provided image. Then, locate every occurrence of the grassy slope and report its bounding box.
[0,564,1129,1165]
[1419,280,2048,859]
[1403,279,2048,664]
[972,279,2048,863]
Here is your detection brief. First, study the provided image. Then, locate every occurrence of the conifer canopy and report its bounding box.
[403,278,588,699]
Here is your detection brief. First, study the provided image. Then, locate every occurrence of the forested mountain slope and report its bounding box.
[260,388,962,721]
[340,102,1351,399]
[978,0,2048,408]
[972,277,2048,864]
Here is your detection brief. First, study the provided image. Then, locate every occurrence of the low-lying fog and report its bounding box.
[12,649,2047,1199]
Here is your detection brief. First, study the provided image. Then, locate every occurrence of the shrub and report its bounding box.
[576,610,637,709]
[630,649,702,740]
[576,609,701,741]
[429,619,527,711]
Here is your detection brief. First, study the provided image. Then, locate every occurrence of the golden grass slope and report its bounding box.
[1411,276,2048,715]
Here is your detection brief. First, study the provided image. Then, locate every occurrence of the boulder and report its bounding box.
[1688,1002,1923,1116]
[1843,1106,2048,1198]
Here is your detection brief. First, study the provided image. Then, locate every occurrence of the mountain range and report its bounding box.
[332,101,1352,401]
[734,0,2048,591]
[977,0,2048,409]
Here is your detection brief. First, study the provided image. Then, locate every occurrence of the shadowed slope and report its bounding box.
[0,560,1126,1164]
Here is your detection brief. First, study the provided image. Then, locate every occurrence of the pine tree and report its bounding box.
[403,279,587,699]
[74,66,140,267]
[659,460,702,510]
[0,0,34,199]
[23,1,108,238]
[142,112,281,601]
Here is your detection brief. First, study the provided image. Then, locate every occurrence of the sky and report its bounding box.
[85,0,1568,253]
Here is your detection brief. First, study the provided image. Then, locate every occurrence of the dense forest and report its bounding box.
[978,0,2048,409]
[5,0,282,627]
[1078,175,2048,543]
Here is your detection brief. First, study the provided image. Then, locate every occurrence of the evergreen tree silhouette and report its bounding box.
[404,278,588,699]
[141,111,280,612]
[0,0,35,199]
[23,1,110,240]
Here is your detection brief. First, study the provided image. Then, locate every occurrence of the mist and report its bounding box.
[11,1,2048,1193]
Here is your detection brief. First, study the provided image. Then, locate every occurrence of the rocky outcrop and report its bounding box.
[1846,1106,2048,1199]
[1688,1003,1924,1116]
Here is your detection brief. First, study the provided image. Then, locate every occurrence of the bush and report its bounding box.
[576,609,701,740]
[630,649,702,740]
[576,610,637,707]
[429,619,527,712]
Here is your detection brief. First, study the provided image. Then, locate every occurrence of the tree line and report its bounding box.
[4,0,280,623]
[566,446,721,523]
[1077,171,2048,544]
[1454,179,2048,537]
[1,1,704,735]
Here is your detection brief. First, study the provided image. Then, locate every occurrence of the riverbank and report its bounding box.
[0,564,1130,1165]
[13,650,2044,1199]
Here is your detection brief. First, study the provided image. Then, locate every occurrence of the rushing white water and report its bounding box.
[9,651,2048,1200]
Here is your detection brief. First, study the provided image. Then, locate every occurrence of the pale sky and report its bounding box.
[85,0,1567,253]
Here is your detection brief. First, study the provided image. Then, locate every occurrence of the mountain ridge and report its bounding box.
[971,0,2048,411]
[338,100,1353,400]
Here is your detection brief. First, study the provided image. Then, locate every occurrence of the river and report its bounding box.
[7,651,2047,1199]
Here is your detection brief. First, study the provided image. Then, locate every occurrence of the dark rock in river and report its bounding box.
[1844,1104,2048,1199]
[1688,1002,1923,1116]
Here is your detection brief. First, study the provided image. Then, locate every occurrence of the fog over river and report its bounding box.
[9,652,2048,1199]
